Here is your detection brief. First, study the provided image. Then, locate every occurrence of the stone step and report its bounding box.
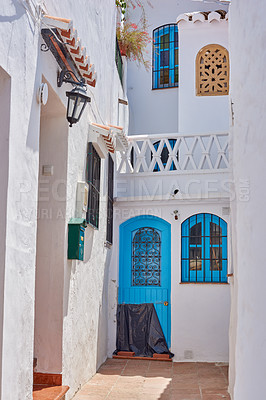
[33,385,69,400]
[33,372,69,400]
[113,353,172,362]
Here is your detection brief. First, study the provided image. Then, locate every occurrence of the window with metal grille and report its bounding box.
[132,227,161,286]
[196,44,229,96]
[153,24,179,89]
[181,213,227,283]
[106,154,114,244]
[86,143,101,228]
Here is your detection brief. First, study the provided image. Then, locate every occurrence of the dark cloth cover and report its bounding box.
[114,303,174,358]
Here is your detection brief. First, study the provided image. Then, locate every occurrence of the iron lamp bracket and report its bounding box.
[57,69,86,88]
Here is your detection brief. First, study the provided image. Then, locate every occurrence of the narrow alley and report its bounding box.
[72,359,230,400]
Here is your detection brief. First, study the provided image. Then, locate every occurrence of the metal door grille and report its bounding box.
[132,227,161,286]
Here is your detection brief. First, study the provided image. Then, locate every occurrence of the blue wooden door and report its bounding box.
[119,215,171,346]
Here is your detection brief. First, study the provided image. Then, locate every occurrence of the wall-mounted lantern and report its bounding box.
[57,69,91,127]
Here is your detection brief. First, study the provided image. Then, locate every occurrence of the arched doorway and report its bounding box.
[119,215,171,346]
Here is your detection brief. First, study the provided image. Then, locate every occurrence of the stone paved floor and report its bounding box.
[72,358,230,400]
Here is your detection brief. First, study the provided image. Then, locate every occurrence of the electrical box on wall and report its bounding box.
[76,182,89,218]
[68,218,87,261]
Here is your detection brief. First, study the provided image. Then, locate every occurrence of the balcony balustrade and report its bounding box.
[117,132,229,175]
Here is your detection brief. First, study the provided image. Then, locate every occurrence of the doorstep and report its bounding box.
[113,351,172,362]
[33,385,69,400]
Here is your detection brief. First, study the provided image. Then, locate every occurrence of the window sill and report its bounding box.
[179,282,229,285]
[86,221,99,230]
[152,86,179,91]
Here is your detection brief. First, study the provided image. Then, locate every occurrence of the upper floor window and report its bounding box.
[196,44,229,96]
[181,213,228,283]
[86,143,101,228]
[153,24,179,89]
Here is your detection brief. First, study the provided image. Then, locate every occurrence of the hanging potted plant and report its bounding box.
[116,0,152,70]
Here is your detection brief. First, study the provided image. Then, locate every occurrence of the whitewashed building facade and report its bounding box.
[0,0,266,399]
[0,1,128,399]
[108,0,231,364]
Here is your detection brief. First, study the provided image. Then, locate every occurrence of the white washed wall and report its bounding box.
[0,2,41,398]
[178,19,229,134]
[0,0,128,399]
[108,201,231,362]
[40,2,128,399]
[108,0,231,366]
[126,0,228,135]
[229,1,266,399]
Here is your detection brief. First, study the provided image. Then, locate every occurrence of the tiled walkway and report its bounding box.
[72,358,230,400]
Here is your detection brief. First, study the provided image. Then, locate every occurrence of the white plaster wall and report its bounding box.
[126,0,228,135]
[36,1,129,398]
[34,89,68,374]
[108,200,231,362]
[0,2,42,398]
[0,0,128,398]
[115,171,231,200]
[0,67,11,396]
[178,20,229,134]
[229,1,266,398]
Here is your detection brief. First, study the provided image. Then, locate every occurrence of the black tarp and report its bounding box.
[114,303,174,358]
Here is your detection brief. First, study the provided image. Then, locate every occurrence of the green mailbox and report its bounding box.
[68,218,87,260]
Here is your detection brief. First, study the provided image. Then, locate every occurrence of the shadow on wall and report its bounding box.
[63,226,95,318]
[96,249,112,370]
[26,54,43,153]
[0,1,25,23]
[0,65,11,397]
[34,79,68,373]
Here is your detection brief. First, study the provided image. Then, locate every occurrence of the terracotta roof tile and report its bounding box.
[42,15,97,87]
[177,10,228,24]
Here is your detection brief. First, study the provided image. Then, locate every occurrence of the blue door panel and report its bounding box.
[119,215,171,347]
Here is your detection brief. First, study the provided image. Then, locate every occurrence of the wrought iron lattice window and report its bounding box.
[181,213,228,283]
[153,139,178,171]
[86,143,101,229]
[106,154,114,244]
[153,24,179,89]
[132,227,161,286]
[196,44,229,96]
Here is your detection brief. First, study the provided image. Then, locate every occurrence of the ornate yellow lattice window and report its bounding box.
[196,44,229,96]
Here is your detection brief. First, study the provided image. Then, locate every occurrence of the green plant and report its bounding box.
[116,22,151,70]
[116,0,152,70]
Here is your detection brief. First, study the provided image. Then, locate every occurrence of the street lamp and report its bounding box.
[57,69,91,127]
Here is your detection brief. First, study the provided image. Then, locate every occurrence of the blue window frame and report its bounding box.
[153,24,179,89]
[181,214,228,283]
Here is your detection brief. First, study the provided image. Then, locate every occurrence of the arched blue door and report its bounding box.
[119,215,171,346]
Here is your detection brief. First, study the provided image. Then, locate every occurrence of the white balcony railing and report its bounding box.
[117,132,229,175]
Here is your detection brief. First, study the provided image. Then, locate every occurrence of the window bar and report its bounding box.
[219,217,221,282]
[211,214,213,283]
[145,228,148,285]
[195,214,198,282]
[203,213,206,282]
[189,215,191,282]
